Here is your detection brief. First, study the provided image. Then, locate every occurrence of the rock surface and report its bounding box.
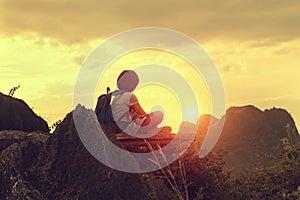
[0,105,174,200]
[1,94,299,198]
[0,93,49,132]
[212,105,299,174]
[0,130,49,199]
[180,105,300,175]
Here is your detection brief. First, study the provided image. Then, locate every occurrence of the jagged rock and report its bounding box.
[264,107,299,135]
[177,105,299,175]
[2,98,299,198]
[0,93,49,132]
[0,105,175,200]
[0,131,49,199]
[213,105,299,174]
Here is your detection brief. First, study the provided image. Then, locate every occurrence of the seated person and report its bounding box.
[111,70,171,135]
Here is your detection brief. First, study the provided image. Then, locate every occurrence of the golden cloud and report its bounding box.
[0,0,299,44]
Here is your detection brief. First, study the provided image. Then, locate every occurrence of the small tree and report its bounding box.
[8,84,20,97]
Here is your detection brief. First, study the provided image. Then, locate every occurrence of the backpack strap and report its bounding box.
[106,87,111,95]
[110,89,126,96]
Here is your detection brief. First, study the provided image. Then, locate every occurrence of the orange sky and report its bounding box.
[0,0,299,132]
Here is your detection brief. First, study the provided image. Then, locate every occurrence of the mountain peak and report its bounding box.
[0,93,49,132]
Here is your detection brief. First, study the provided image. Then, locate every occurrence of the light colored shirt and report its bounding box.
[111,92,145,134]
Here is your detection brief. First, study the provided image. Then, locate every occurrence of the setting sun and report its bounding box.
[92,49,213,132]
[1,0,300,199]
[0,0,299,132]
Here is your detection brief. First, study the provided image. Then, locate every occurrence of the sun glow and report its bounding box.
[94,49,212,132]
[2,33,300,133]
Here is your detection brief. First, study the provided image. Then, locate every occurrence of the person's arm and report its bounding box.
[129,94,148,116]
[131,103,147,116]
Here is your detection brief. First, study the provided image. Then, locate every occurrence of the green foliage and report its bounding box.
[190,151,230,199]
[152,148,231,200]
[147,142,190,200]
[281,124,300,162]
[228,123,300,200]
[187,150,231,200]
[144,123,300,199]
[283,186,300,200]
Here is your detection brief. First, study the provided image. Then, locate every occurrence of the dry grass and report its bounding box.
[145,139,190,200]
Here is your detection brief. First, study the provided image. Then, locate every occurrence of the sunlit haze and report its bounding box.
[1,0,299,132]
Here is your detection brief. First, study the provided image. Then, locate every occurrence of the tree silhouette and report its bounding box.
[8,85,20,97]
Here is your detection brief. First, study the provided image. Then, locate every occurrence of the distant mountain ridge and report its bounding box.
[187,105,299,174]
[220,105,298,174]
[1,94,299,198]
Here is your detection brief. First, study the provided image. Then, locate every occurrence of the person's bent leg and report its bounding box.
[141,111,163,129]
[139,111,163,134]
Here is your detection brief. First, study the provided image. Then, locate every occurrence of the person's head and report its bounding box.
[117,70,139,92]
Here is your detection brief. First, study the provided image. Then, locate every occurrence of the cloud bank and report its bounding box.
[1,0,299,44]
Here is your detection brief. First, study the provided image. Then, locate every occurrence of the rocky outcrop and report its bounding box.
[178,121,198,135]
[0,131,49,199]
[0,105,175,200]
[178,105,299,175]
[1,97,299,198]
[213,105,299,174]
[0,93,49,132]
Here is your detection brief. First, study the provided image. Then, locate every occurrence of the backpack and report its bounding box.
[95,87,121,133]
